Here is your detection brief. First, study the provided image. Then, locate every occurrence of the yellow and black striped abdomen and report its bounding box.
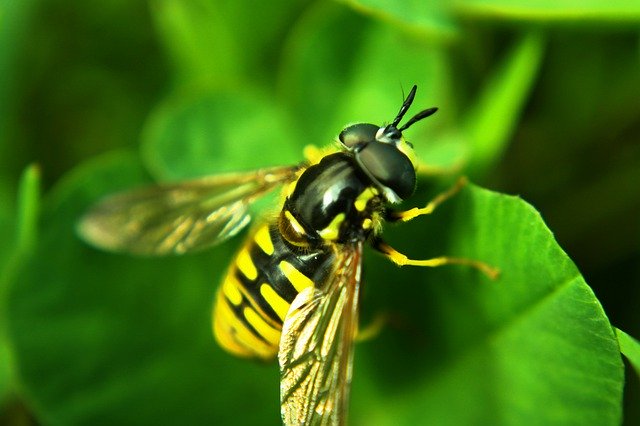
[213,223,335,360]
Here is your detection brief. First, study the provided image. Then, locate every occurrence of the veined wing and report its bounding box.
[77,165,300,255]
[279,242,363,426]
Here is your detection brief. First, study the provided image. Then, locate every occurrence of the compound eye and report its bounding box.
[356,142,416,200]
[339,123,379,148]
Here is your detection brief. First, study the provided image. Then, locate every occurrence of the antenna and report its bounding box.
[391,85,417,128]
[391,85,438,131]
[398,107,438,131]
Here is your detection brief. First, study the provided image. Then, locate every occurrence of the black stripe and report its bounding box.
[225,295,272,345]
[233,267,283,326]
[230,223,336,329]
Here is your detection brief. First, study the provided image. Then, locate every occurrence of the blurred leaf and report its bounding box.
[0,182,13,279]
[464,32,545,176]
[6,152,281,425]
[456,0,640,23]
[214,0,311,84]
[150,0,241,86]
[151,0,310,86]
[278,2,369,144]
[0,164,40,404]
[0,342,10,406]
[141,88,301,181]
[15,164,40,253]
[338,0,459,40]
[0,181,13,404]
[0,164,41,404]
[0,0,36,182]
[617,328,640,379]
[5,150,623,424]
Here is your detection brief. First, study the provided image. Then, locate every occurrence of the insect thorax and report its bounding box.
[279,152,384,247]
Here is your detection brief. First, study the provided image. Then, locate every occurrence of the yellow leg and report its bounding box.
[374,239,500,280]
[389,176,468,222]
[356,312,388,342]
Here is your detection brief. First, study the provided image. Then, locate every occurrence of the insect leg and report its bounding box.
[355,312,388,342]
[371,237,500,280]
[386,176,467,222]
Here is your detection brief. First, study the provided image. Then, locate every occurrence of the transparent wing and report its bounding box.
[279,242,363,426]
[77,165,300,255]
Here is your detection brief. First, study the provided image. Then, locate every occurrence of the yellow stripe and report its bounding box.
[279,260,314,292]
[213,296,275,359]
[317,213,345,241]
[222,276,243,306]
[228,274,281,329]
[236,248,257,280]
[354,187,379,212]
[213,298,249,357]
[260,284,291,321]
[254,225,274,255]
[284,210,306,236]
[362,218,372,230]
[243,306,281,346]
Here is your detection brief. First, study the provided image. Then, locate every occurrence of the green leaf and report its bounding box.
[456,0,640,23]
[617,328,640,379]
[463,32,545,176]
[15,164,40,253]
[0,164,40,404]
[338,0,459,40]
[150,0,241,85]
[351,183,623,425]
[151,0,310,86]
[6,152,281,425]
[5,151,623,424]
[141,88,300,181]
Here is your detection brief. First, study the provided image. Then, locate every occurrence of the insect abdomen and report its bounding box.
[213,223,334,360]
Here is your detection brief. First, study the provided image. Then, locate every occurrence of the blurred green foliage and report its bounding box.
[1,0,639,425]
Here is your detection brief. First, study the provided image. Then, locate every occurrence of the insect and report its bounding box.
[78,85,498,425]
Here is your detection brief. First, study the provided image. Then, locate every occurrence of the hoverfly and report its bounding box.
[78,86,498,425]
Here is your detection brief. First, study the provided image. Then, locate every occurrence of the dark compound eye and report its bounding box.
[339,123,379,148]
[355,141,416,200]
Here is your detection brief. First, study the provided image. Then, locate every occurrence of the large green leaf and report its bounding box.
[5,150,623,424]
[350,183,623,425]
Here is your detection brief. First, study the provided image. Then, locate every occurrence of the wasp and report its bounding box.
[78,85,498,425]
